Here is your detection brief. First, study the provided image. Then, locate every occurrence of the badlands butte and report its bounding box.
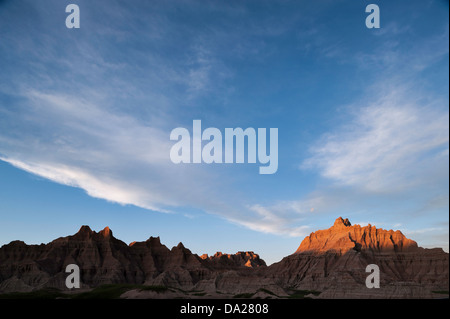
[0,217,448,299]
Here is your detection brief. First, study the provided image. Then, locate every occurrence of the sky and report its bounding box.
[0,0,448,265]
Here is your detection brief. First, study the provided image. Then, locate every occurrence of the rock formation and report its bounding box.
[296,217,419,254]
[0,218,448,298]
[200,251,266,269]
[265,217,449,298]
[0,225,265,293]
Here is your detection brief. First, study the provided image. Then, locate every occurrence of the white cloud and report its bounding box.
[302,89,449,194]
[0,157,165,212]
[220,195,334,238]
[0,0,448,245]
[226,204,311,238]
[0,90,229,214]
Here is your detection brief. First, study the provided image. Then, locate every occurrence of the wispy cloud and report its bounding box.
[0,89,228,213]
[0,0,448,245]
[302,88,449,193]
[227,204,312,237]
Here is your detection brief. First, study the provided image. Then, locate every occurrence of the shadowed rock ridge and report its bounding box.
[0,225,265,293]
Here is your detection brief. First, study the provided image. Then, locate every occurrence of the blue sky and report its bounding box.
[0,0,448,265]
